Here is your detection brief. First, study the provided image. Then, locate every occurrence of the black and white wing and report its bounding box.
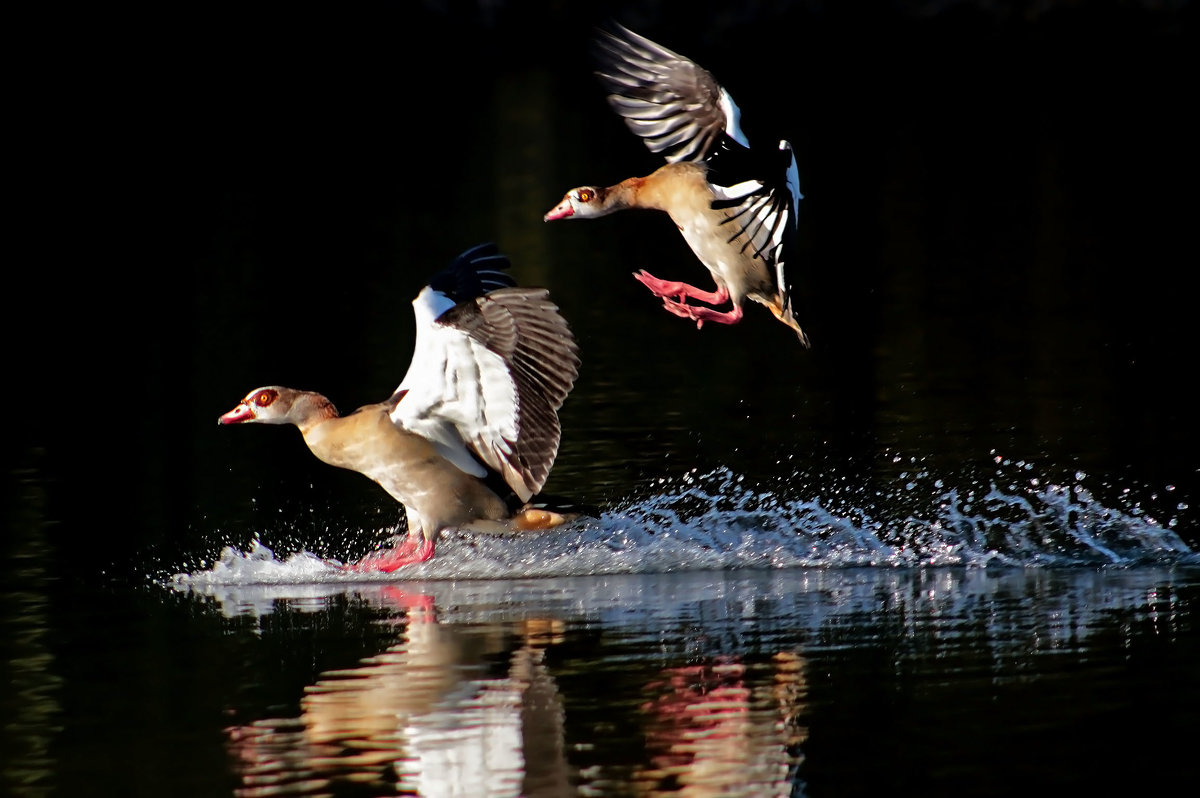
[592,22,748,164]
[594,24,803,312]
[390,243,580,501]
[710,138,803,320]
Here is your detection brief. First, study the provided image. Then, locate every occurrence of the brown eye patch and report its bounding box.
[255,389,278,407]
[578,189,594,202]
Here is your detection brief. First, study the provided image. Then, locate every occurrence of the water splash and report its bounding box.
[172,456,1196,586]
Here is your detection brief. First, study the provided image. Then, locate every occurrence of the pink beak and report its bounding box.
[543,200,575,221]
[218,403,255,425]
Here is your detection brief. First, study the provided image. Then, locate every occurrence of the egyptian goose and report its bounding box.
[217,243,581,572]
[544,23,808,344]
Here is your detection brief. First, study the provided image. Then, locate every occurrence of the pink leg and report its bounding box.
[380,586,436,615]
[345,534,434,573]
[661,297,744,329]
[634,270,729,306]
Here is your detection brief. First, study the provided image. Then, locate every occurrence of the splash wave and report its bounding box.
[172,458,1196,586]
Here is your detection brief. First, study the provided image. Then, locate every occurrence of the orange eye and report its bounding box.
[578,189,594,203]
[256,390,277,407]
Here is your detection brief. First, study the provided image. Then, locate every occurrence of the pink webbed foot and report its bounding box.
[660,297,744,330]
[634,270,729,306]
[345,535,434,573]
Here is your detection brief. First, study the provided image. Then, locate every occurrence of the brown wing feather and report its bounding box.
[439,287,580,498]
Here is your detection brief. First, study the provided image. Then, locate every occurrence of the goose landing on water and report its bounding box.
[218,243,582,571]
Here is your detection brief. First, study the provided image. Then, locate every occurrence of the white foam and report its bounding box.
[170,462,1197,589]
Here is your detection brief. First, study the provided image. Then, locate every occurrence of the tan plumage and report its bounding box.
[545,24,808,343]
[218,244,581,571]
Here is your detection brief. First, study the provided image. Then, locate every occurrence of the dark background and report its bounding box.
[7,0,1197,580]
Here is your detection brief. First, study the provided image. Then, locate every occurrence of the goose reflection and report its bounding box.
[222,583,814,797]
[225,586,570,797]
[634,652,809,797]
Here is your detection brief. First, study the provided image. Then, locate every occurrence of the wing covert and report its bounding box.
[390,245,580,502]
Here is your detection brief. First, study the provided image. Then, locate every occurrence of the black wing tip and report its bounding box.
[428,242,518,302]
[705,134,752,177]
[453,242,513,277]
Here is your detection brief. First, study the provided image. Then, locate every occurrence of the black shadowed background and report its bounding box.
[7,0,1197,576]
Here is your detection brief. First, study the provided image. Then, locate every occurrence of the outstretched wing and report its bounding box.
[592,23,808,344]
[423,241,516,302]
[709,137,800,265]
[710,138,806,342]
[390,244,580,501]
[592,22,748,164]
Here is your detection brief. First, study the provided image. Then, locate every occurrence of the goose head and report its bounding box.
[544,186,615,221]
[218,386,330,426]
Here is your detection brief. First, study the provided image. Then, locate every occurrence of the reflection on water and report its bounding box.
[221,587,809,797]
[226,588,568,796]
[219,583,807,797]
[1,465,61,797]
[182,565,1196,797]
[634,654,807,797]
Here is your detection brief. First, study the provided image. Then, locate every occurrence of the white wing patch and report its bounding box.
[782,140,802,215]
[391,288,519,482]
[713,141,800,298]
[410,284,455,326]
[710,179,764,202]
[718,87,748,149]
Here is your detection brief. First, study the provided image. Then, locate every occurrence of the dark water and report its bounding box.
[6,1,1200,796]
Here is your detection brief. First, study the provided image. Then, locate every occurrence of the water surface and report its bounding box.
[5,2,1198,796]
